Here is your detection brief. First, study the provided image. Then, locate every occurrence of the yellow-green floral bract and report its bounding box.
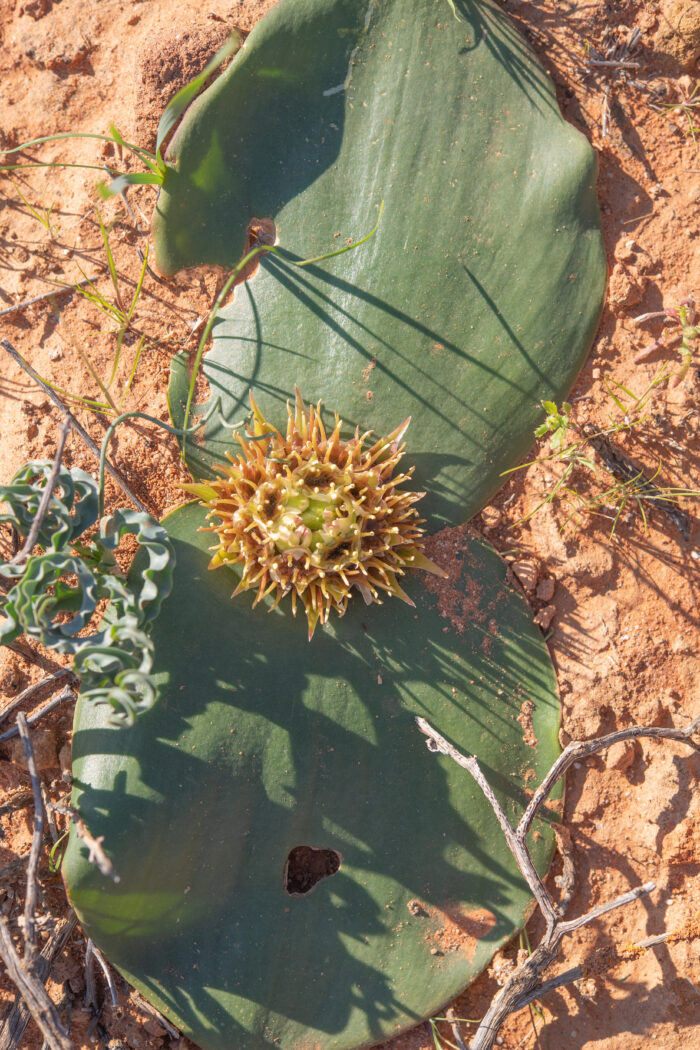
[182,391,445,638]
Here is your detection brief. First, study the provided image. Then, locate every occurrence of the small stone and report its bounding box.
[606,740,636,772]
[591,366,601,380]
[534,604,555,630]
[407,899,427,917]
[47,346,62,362]
[615,241,636,262]
[480,505,502,528]
[536,578,555,602]
[648,183,664,200]
[9,728,59,771]
[512,559,539,591]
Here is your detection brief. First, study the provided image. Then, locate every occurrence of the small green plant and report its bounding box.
[653,79,700,150]
[427,1016,478,1050]
[506,385,696,537]
[11,180,59,240]
[534,400,574,452]
[633,294,698,387]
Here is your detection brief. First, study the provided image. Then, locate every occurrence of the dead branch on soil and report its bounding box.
[0,715,74,1050]
[415,713,700,1050]
[0,278,96,319]
[0,684,77,744]
[0,670,77,725]
[9,420,72,568]
[0,337,150,515]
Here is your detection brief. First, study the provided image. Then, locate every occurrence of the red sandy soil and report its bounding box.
[0,1,698,1049]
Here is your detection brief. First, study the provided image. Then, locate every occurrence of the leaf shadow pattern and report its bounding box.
[64,506,561,1050]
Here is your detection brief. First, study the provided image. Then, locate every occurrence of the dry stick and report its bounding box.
[416,718,558,934]
[584,58,640,68]
[0,685,77,743]
[521,924,698,1007]
[0,669,76,725]
[0,339,150,515]
[518,716,700,841]
[0,278,96,319]
[0,719,73,1050]
[0,913,78,1050]
[10,419,71,566]
[87,940,118,1008]
[445,1007,468,1050]
[17,713,44,968]
[415,715,700,1050]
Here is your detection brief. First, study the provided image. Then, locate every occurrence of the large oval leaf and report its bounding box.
[64,504,561,1050]
[158,0,605,523]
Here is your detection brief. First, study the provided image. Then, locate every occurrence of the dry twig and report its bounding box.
[0,278,96,319]
[10,420,72,567]
[415,714,700,1050]
[17,714,44,966]
[0,685,77,744]
[0,670,76,726]
[0,718,74,1050]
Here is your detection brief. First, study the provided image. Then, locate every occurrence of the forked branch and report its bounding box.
[415,713,700,1050]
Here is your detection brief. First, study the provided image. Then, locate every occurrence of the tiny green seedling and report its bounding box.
[11,180,59,241]
[653,79,700,150]
[428,1016,478,1050]
[534,400,574,452]
[504,379,696,537]
[633,294,698,387]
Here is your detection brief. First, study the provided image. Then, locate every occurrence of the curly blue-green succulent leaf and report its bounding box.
[0,552,98,650]
[0,461,98,551]
[73,623,158,727]
[0,470,175,725]
[96,510,175,625]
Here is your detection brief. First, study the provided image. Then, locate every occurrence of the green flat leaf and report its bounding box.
[158,0,605,524]
[64,503,561,1050]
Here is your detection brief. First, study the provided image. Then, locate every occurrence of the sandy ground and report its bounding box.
[0,1,698,1048]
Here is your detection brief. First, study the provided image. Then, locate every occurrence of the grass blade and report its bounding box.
[155,33,242,171]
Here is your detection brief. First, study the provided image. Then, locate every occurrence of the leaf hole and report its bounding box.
[283,845,342,897]
[236,217,277,283]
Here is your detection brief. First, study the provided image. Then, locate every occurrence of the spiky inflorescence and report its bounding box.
[182,391,446,638]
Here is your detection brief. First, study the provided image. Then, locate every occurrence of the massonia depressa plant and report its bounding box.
[0,2,607,1049]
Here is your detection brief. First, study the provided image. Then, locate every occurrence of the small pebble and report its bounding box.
[534,604,555,630]
[512,559,539,591]
[591,366,601,380]
[536,577,555,602]
[480,505,502,528]
[47,346,62,361]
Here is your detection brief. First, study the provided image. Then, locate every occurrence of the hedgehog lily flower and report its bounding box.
[181,390,447,639]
